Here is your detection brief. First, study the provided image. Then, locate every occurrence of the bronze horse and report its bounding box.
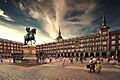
[24,27,36,45]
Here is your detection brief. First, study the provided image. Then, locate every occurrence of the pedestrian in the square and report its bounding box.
[49,57,52,63]
[96,58,102,73]
[92,57,97,72]
[63,57,66,66]
[80,56,83,63]
[0,56,3,63]
[70,57,73,64]
[118,56,120,65]
[107,57,111,63]
[89,57,96,72]
[89,57,93,72]
[75,57,78,61]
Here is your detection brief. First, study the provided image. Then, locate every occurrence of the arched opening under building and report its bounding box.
[76,53,79,57]
[68,53,70,57]
[96,52,100,57]
[110,51,116,57]
[80,53,83,57]
[117,51,120,57]
[61,53,63,57]
[90,52,94,57]
[85,52,89,57]
[72,53,74,57]
[64,53,67,57]
[101,52,107,57]
[57,54,60,58]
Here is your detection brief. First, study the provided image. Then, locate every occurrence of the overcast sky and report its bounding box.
[0,0,120,44]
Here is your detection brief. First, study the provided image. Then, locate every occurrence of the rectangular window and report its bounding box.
[111,46,115,50]
[111,41,115,45]
[111,36,115,39]
[103,32,107,35]
[119,40,120,44]
[119,46,120,49]
[119,35,120,38]
[80,44,83,47]
[102,41,107,45]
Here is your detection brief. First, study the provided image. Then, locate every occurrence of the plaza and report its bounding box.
[0,58,119,80]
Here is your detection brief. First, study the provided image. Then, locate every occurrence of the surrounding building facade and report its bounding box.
[36,15,120,58]
[0,38,23,58]
[0,15,120,58]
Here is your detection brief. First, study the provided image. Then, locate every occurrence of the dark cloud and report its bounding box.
[0,0,120,42]
[64,10,85,22]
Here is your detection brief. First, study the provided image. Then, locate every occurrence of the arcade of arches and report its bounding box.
[57,51,120,58]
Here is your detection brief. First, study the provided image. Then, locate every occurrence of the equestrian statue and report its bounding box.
[24,27,36,45]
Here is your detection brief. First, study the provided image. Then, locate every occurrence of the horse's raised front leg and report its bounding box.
[33,40,36,44]
[24,39,27,45]
[31,40,32,45]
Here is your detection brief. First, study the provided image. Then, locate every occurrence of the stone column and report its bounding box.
[107,52,110,57]
[66,53,68,57]
[115,51,117,57]
[99,52,102,57]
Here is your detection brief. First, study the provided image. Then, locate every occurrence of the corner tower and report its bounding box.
[99,14,110,34]
[99,14,110,52]
[56,26,63,42]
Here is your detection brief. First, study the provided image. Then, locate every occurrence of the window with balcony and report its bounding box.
[119,46,120,49]
[102,32,107,35]
[102,41,107,45]
[80,48,83,51]
[80,44,83,47]
[119,40,120,44]
[103,47,107,50]
[119,35,120,38]
[111,46,115,50]
[111,41,116,45]
[0,50,3,52]
[111,36,115,39]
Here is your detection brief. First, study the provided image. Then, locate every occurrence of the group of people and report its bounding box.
[88,57,101,73]
[62,57,84,66]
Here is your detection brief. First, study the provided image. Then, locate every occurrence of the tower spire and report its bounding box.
[102,14,106,26]
[59,26,61,36]
[56,26,63,41]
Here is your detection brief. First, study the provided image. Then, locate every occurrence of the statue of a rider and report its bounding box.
[24,27,36,45]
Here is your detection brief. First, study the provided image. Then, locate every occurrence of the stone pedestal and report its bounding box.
[22,45,37,66]
[22,45,37,60]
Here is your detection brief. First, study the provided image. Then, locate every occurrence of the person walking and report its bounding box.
[118,56,120,65]
[89,57,96,72]
[89,57,93,72]
[96,58,102,73]
[63,57,66,66]
[92,57,97,72]
[80,56,83,63]
[70,57,73,64]
[49,57,52,63]
[0,56,3,63]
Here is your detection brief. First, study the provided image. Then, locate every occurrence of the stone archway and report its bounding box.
[96,52,100,57]
[61,53,63,57]
[72,53,74,57]
[68,53,70,57]
[110,51,116,57]
[64,53,67,57]
[57,54,60,58]
[85,52,89,57]
[117,51,120,57]
[101,52,107,57]
[80,53,83,57]
[76,53,79,57]
[90,52,94,57]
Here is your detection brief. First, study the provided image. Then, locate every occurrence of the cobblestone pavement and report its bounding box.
[0,60,119,80]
